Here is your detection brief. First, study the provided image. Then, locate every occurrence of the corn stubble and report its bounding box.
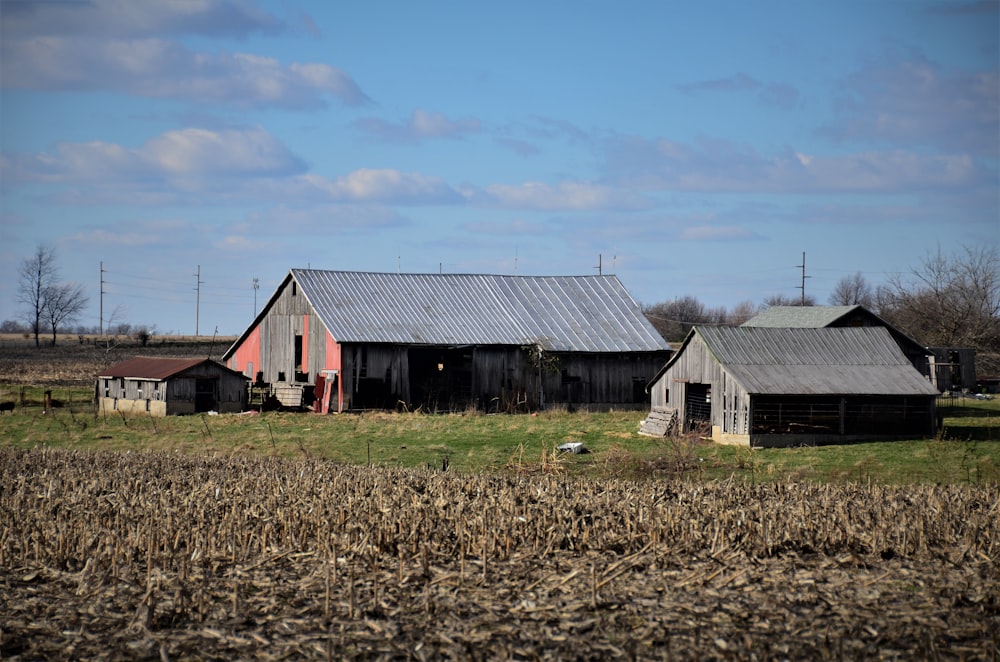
[1,448,997,660]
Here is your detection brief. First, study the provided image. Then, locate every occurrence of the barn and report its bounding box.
[741,305,976,392]
[222,269,672,413]
[742,305,931,373]
[96,357,248,416]
[644,326,939,447]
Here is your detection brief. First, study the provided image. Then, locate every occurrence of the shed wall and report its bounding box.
[649,336,750,436]
[96,362,246,417]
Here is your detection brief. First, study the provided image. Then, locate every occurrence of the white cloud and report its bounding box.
[1,36,369,108]
[2,126,305,185]
[217,235,270,252]
[67,219,206,248]
[236,204,408,234]
[676,73,799,109]
[1,0,283,39]
[355,109,481,143]
[462,219,548,236]
[601,134,988,194]
[822,53,999,154]
[295,169,463,205]
[144,127,305,176]
[678,225,762,242]
[479,180,651,211]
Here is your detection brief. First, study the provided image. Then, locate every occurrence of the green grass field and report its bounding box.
[1,383,997,485]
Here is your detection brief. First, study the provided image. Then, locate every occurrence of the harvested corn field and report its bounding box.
[1,448,997,660]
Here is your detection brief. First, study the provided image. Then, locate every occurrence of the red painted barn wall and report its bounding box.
[322,330,342,413]
[229,325,261,379]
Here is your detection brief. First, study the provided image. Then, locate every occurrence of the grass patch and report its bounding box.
[1,384,997,485]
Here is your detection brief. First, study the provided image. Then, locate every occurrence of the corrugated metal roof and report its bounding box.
[698,326,939,396]
[741,305,862,328]
[292,270,671,353]
[97,357,221,380]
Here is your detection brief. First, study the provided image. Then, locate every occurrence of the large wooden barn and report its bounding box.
[222,269,672,413]
[97,357,248,417]
[644,326,939,447]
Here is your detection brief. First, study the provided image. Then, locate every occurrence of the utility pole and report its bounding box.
[252,277,260,316]
[99,261,106,335]
[194,265,203,336]
[594,254,602,276]
[797,251,811,305]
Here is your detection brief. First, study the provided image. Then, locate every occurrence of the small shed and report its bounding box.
[97,357,248,416]
[645,326,940,447]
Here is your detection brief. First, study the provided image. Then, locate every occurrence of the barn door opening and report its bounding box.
[294,334,308,382]
[195,378,217,413]
[685,383,711,431]
[408,347,473,412]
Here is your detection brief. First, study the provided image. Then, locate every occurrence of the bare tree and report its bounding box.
[829,272,874,307]
[763,293,816,307]
[644,296,708,341]
[880,244,1000,350]
[17,244,58,347]
[644,296,751,340]
[43,281,89,346]
[16,244,89,347]
[728,300,760,325]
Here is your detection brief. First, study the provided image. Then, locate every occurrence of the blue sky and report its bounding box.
[1,0,997,336]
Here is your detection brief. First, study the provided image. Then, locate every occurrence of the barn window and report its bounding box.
[664,386,670,404]
[292,282,297,296]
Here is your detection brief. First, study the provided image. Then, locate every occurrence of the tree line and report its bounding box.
[643,245,1000,364]
[8,243,999,366]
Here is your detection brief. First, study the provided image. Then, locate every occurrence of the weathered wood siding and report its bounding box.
[97,362,246,417]
[648,336,751,442]
[252,278,320,383]
[336,344,667,411]
[649,332,937,447]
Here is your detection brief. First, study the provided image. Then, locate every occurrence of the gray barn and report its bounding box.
[97,357,248,416]
[223,269,672,413]
[742,305,932,375]
[645,326,939,447]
